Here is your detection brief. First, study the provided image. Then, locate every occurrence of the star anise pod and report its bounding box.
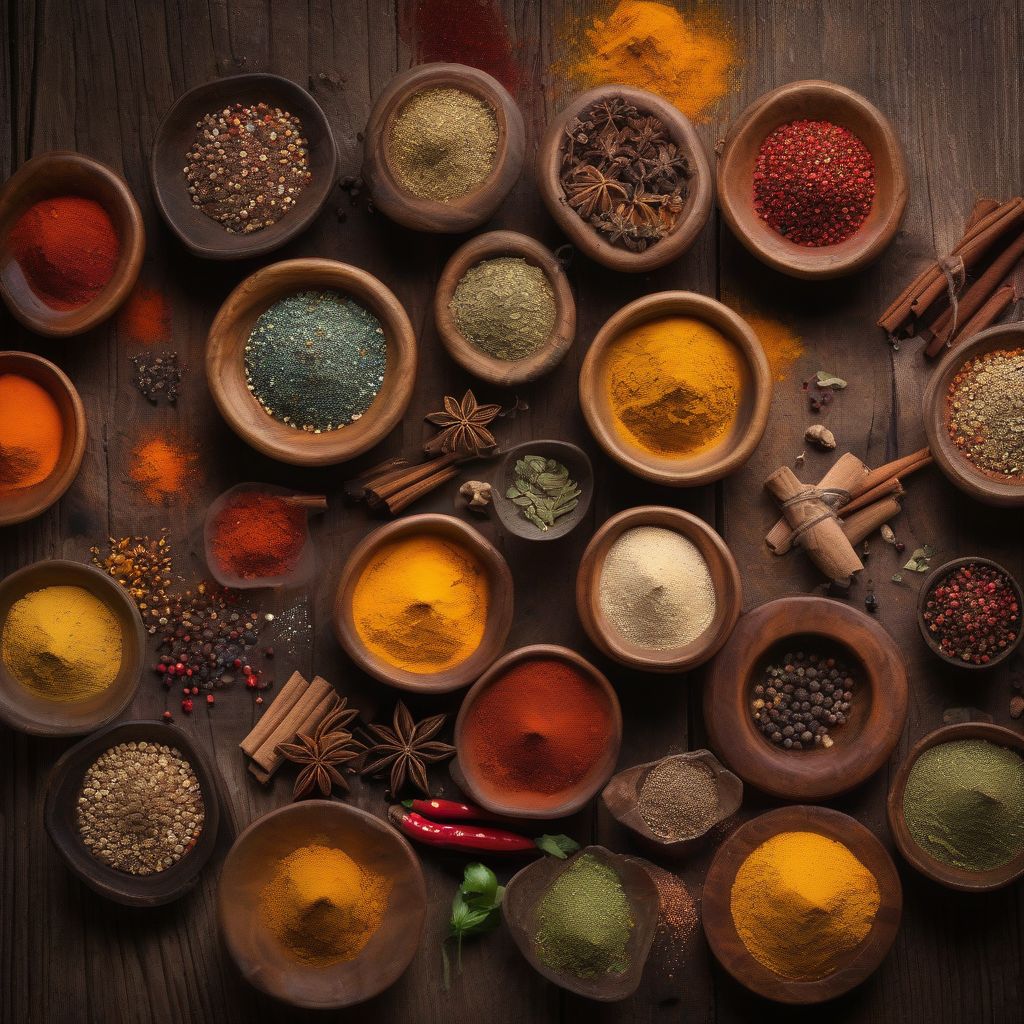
[626,114,668,151]
[359,700,455,796]
[424,389,501,456]
[277,706,363,800]
[563,164,629,220]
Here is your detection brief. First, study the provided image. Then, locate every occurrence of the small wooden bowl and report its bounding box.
[703,596,908,802]
[362,63,525,233]
[0,151,144,335]
[537,85,713,273]
[43,720,221,906]
[206,258,417,467]
[333,513,513,694]
[576,506,742,672]
[451,644,623,819]
[579,292,771,486]
[433,231,576,386]
[0,559,145,736]
[0,351,87,526]
[703,805,902,1004]
[717,80,908,279]
[150,73,338,260]
[923,323,1024,507]
[218,800,426,1010]
[887,722,1024,892]
[502,845,659,1001]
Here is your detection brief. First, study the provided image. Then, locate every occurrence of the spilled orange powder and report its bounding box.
[118,284,171,345]
[740,311,804,382]
[129,435,197,504]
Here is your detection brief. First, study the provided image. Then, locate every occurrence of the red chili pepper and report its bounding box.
[401,798,489,822]
[388,806,537,855]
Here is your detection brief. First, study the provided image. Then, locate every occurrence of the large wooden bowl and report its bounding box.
[0,151,144,335]
[717,80,908,279]
[206,258,417,467]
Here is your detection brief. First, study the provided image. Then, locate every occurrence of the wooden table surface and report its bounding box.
[2,1,1022,1022]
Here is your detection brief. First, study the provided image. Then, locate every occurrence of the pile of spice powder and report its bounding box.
[91,532,175,635]
[118,283,171,345]
[245,290,387,432]
[638,755,719,841]
[0,373,63,492]
[209,490,307,581]
[643,863,698,982]
[129,434,198,505]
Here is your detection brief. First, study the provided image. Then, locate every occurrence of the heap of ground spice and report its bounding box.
[0,374,63,492]
[118,283,171,345]
[210,491,307,581]
[638,755,719,840]
[129,434,198,505]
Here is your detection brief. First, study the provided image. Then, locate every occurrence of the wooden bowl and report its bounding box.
[576,506,742,672]
[923,323,1024,507]
[703,805,902,1004]
[218,800,426,1010]
[362,63,525,233]
[0,559,145,736]
[887,722,1024,892]
[333,513,513,693]
[537,85,713,273]
[433,231,576,386]
[717,80,908,279]
[43,720,221,906]
[0,151,144,335]
[206,258,417,467]
[0,351,87,526]
[703,596,908,801]
[579,292,771,486]
[502,845,659,1001]
[150,73,338,260]
[451,644,623,819]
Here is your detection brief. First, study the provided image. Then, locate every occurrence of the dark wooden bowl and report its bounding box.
[0,559,145,736]
[717,80,908,279]
[43,720,221,906]
[576,506,742,672]
[537,85,713,273]
[0,151,144,335]
[887,722,1024,892]
[703,805,902,1004]
[451,644,622,819]
[433,231,576,385]
[206,258,417,467]
[502,845,659,1001]
[362,63,525,233]
[150,73,338,260]
[579,291,772,486]
[333,513,514,693]
[703,596,908,801]
[0,351,87,526]
[218,800,426,1009]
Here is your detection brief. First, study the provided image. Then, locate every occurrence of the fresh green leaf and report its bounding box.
[535,834,581,859]
[461,862,497,904]
[442,862,505,987]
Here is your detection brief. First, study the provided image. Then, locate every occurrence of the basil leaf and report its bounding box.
[535,834,581,859]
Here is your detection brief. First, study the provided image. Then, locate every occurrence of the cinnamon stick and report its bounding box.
[839,478,903,519]
[843,497,903,546]
[365,452,459,502]
[854,448,931,496]
[251,688,341,781]
[239,671,309,757]
[926,284,1015,358]
[283,494,328,511]
[344,456,410,500]
[965,197,1002,231]
[383,467,461,515]
[250,675,334,772]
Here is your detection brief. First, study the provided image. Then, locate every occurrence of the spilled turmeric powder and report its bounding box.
[129,434,198,505]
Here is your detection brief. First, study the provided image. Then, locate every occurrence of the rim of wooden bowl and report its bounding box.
[886,721,1024,892]
[433,230,576,386]
[923,323,1024,507]
[576,505,742,671]
[333,513,514,694]
[703,595,909,801]
[217,800,427,1010]
[537,85,713,273]
[717,80,908,280]
[451,643,623,819]
[578,291,771,486]
[0,559,145,736]
[205,258,417,467]
[149,73,338,260]
[0,150,144,335]
[362,63,525,233]
[0,351,87,526]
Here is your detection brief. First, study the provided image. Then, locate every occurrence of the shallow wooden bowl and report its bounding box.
[206,258,417,467]
[0,151,144,335]
[887,722,1024,892]
[0,559,145,736]
[218,800,426,1010]
[703,596,908,801]
[576,506,742,672]
[451,644,622,819]
[717,80,908,280]
[0,351,87,526]
[333,513,513,693]
[43,720,221,906]
[502,845,659,1001]
[703,805,902,1004]
[362,63,525,233]
[579,292,771,486]
[433,231,576,385]
[150,73,338,260]
[537,85,713,273]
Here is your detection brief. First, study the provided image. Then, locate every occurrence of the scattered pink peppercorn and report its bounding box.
[162,710,173,722]
[181,698,194,714]
[206,694,215,706]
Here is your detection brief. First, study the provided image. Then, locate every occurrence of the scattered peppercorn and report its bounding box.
[130,350,182,404]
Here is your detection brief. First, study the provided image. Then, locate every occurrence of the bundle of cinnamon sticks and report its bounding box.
[344,452,466,515]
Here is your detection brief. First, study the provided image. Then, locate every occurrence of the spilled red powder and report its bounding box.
[129,434,198,505]
[119,283,171,345]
